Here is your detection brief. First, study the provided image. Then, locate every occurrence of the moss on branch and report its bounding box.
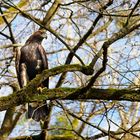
[0,87,140,111]
[10,134,80,140]
[0,64,139,111]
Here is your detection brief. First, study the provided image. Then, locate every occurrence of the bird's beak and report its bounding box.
[42,33,47,39]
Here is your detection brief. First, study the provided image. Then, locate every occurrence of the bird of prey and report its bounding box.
[16,30,49,121]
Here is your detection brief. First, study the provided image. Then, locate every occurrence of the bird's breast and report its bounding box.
[20,45,43,80]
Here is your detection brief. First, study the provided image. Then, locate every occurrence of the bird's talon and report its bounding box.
[37,87,43,93]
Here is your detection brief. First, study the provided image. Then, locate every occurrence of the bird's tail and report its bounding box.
[28,102,48,121]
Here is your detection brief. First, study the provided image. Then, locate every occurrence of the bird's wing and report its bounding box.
[37,44,49,88]
[37,44,48,69]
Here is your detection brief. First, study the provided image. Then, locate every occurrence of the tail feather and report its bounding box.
[28,78,49,121]
[28,102,48,121]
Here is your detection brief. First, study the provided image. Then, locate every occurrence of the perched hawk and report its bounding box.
[16,30,49,121]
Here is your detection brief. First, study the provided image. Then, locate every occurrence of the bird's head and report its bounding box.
[37,30,47,39]
[26,30,47,43]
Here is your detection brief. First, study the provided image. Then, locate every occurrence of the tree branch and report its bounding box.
[0,62,140,111]
[55,0,114,87]
[0,87,140,112]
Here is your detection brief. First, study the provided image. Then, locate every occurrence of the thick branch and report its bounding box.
[0,64,93,111]
[0,64,140,111]
[10,135,80,140]
[42,0,61,26]
[26,88,140,102]
[0,87,140,111]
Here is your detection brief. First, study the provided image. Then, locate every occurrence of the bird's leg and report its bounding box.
[37,85,44,93]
